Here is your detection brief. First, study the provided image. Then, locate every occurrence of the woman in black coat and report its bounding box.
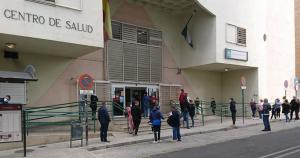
[282,99,291,122]
[131,100,142,136]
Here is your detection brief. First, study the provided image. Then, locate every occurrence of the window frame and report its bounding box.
[226,23,247,47]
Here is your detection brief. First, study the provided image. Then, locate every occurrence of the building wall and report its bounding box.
[0,0,103,47]
[296,0,300,79]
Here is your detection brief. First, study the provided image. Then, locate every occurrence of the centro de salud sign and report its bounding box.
[2,9,93,33]
[225,48,248,61]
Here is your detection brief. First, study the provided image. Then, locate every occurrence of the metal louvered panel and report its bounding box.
[149,29,162,46]
[95,83,111,101]
[112,21,122,40]
[138,45,150,82]
[150,46,162,82]
[107,40,123,81]
[237,27,246,46]
[123,24,137,42]
[124,42,138,81]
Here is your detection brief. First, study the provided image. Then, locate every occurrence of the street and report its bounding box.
[152,126,300,158]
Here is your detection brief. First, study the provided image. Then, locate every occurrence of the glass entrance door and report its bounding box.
[112,87,125,116]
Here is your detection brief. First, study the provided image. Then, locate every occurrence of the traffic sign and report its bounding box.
[79,74,94,90]
[284,80,289,89]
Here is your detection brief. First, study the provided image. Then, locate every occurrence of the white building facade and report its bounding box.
[0,0,295,112]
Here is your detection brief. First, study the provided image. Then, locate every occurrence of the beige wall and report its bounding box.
[295,0,300,81]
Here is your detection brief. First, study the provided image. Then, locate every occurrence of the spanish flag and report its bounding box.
[103,0,112,41]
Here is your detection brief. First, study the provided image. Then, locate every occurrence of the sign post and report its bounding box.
[240,76,247,124]
[284,80,289,98]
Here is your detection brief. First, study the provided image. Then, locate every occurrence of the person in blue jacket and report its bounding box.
[150,103,164,143]
[98,102,111,142]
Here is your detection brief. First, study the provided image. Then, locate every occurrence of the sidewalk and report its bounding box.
[0,117,274,158]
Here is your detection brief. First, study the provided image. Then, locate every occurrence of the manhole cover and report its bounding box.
[15,149,34,154]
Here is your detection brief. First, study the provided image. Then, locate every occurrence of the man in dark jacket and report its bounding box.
[90,94,98,120]
[98,102,110,142]
[182,95,190,129]
[169,105,181,141]
[131,100,142,136]
[189,100,195,128]
[229,98,237,125]
[211,98,216,115]
[262,98,272,131]
[290,96,297,120]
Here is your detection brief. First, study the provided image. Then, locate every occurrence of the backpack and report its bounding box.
[167,115,176,127]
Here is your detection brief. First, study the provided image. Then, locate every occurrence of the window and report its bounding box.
[226,24,247,46]
[137,28,149,44]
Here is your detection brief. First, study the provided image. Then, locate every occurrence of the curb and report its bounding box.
[86,120,275,151]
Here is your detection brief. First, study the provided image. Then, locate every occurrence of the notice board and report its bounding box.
[0,104,22,143]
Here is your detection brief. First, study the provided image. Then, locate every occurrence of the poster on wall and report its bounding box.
[0,104,22,143]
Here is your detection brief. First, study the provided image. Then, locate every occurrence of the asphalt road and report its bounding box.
[151,127,300,158]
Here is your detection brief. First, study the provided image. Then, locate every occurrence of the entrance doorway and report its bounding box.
[111,83,159,117]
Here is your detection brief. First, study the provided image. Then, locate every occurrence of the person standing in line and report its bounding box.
[275,98,282,119]
[282,99,291,122]
[182,94,190,129]
[179,89,186,112]
[142,92,150,118]
[229,98,237,126]
[131,100,142,136]
[98,102,111,142]
[168,106,181,142]
[250,99,257,118]
[295,99,300,120]
[270,101,277,119]
[262,99,271,131]
[257,99,264,119]
[189,100,196,128]
[290,96,297,121]
[125,103,134,134]
[194,97,200,114]
[150,104,164,143]
[211,98,216,115]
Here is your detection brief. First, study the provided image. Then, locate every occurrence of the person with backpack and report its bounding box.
[149,104,164,143]
[189,100,196,128]
[229,98,237,126]
[262,98,271,131]
[168,106,181,142]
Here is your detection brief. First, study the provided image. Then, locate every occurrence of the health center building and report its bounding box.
[0,0,295,114]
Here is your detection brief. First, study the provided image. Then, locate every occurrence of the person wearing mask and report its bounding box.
[150,104,164,143]
[168,106,181,142]
[142,92,150,118]
[229,98,237,126]
[210,98,217,115]
[0,95,11,104]
[282,99,291,122]
[98,102,111,142]
[290,96,297,121]
[250,99,257,118]
[189,100,196,128]
[131,100,142,136]
[262,98,271,131]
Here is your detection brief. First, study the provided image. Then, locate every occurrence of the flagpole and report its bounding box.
[186,10,197,25]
